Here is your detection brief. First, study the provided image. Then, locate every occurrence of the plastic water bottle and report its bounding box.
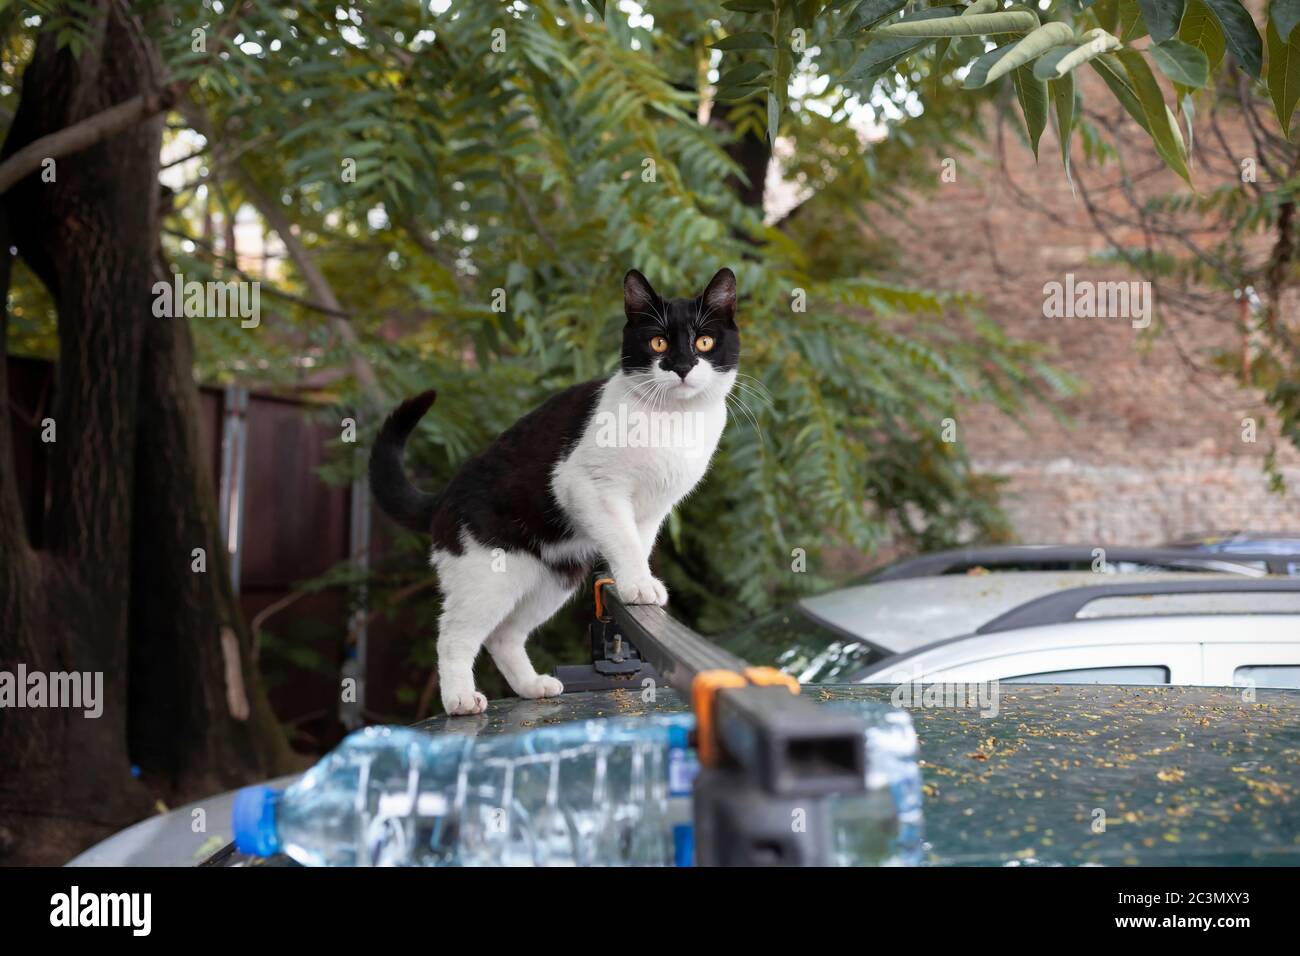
[234,715,698,866]
[232,704,922,867]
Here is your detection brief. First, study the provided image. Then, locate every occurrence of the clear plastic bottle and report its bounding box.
[232,703,923,866]
[233,715,698,867]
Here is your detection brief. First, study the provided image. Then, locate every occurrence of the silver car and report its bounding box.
[713,571,1300,689]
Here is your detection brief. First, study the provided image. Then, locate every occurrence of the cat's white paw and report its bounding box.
[517,675,564,699]
[443,689,488,716]
[618,574,668,606]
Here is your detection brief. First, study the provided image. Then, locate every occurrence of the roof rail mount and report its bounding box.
[553,613,663,693]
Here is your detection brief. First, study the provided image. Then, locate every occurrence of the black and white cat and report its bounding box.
[369,268,739,715]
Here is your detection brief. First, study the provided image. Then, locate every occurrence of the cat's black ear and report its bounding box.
[624,269,660,322]
[701,268,737,326]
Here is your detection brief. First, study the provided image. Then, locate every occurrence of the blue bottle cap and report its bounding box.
[232,786,283,857]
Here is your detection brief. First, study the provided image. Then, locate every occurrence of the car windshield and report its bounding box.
[710,606,892,683]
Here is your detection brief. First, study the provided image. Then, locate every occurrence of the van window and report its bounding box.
[1233,665,1300,690]
[1006,666,1170,685]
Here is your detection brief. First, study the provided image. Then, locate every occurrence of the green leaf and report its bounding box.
[1267,15,1300,137]
[715,84,768,101]
[1137,0,1186,43]
[1116,48,1192,182]
[1180,90,1196,151]
[1091,54,1153,131]
[1201,0,1263,77]
[1034,45,1074,79]
[1119,0,1151,41]
[710,31,776,50]
[1095,0,1121,33]
[585,0,606,18]
[1178,0,1227,74]
[1150,38,1210,86]
[843,0,910,34]
[722,0,776,12]
[1033,29,1122,79]
[719,61,773,86]
[1051,72,1076,186]
[963,41,1019,89]
[767,91,781,143]
[872,10,1041,37]
[965,22,1075,88]
[1012,65,1049,160]
[1274,0,1300,42]
[844,8,959,78]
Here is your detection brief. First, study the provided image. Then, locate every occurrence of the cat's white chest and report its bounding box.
[621,402,725,504]
[552,375,730,535]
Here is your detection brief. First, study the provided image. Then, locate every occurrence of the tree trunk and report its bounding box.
[128,271,297,798]
[724,126,771,213]
[0,1,294,865]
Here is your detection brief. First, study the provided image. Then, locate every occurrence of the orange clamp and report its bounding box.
[691,670,748,768]
[744,666,800,695]
[593,577,616,623]
[691,667,801,767]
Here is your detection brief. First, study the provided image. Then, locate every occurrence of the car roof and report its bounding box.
[798,571,1300,654]
[194,683,1300,867]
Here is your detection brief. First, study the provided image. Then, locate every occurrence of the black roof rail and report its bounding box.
[868,545,1294,581]
[590,576,869,866]
[975,578,1300,635]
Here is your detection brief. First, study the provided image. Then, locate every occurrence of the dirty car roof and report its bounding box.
[216,683,1299,867]
[412,683,1300,866]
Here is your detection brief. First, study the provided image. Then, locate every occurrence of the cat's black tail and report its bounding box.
[369,390,439,533]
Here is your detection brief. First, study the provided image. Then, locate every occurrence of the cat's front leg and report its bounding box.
[572,486,667,605]
[637,509,669,562]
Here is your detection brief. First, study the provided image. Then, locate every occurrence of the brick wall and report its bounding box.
[874,84,1300,546]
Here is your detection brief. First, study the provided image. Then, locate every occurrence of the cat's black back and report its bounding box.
[369,379,604,578]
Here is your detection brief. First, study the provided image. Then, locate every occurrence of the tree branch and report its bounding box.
[0,89,177,195]
[0,2,246,196]
[162,225,352,318]
[180,102,383,404]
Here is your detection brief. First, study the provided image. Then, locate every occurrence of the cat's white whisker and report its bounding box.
[725,389,766,445]
[734,372,773,403]
[732,381,773,411]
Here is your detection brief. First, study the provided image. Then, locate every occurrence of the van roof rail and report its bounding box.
[869,545,1294,581]
[975,577,1300,634]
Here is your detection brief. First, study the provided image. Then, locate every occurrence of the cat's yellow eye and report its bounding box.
[695,335,715,353]
[650,336,669,353]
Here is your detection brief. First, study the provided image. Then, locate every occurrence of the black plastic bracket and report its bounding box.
[553,617,662,692]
